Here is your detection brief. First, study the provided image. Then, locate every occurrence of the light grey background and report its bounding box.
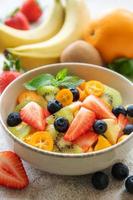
[0,1,133,199]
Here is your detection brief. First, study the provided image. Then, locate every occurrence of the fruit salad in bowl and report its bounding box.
[0,63,133,175]
[6,68,133,154]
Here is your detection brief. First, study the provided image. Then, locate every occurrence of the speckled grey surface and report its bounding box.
[0,122,133,200]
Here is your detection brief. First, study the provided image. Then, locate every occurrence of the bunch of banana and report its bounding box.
[8,0,90,70]
[0,0,65,51]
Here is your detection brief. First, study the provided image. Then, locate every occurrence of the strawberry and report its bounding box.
[5,11,30,30]
[117,114,129,138]
[0,71,21,93]
[20,101,46,131]
[0,151,29,189]
[43,109,50,118]
[21,0,42,23]
[73,131,98,152]
[64,107,96,142]
[83,95,116,119]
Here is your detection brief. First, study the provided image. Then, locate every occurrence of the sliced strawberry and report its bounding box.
[5,11,30,30]
[43,109,50,118]
[21,0,42,23]
[83,95,116,119]
[20,101,46,131]
[64,107,96,142]
[73,131,98,152]
[0,151,29,189]
[117,114,129,138]
[0,71,21,93]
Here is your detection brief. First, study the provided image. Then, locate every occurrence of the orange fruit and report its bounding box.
[84,9,133,63]
[56,89,73,106]
[77,87,87,101]
[25,131,53,151]
[79,81,86,90]
[85,80,104,97]
[18,91,46,107]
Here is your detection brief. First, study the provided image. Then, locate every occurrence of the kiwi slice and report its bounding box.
[9,122,31,139]
[37,85,59,101]
[46,124,58,139]
[62,145,83,154]
[101,85,122,108]
[55,135,83,154]
[46,107,74,125]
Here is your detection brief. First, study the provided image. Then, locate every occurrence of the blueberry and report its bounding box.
[47,100,62,114]
[123,124,133,135]
[111,163,129,180]
[7,112,22,127]
[93,120,107,134]
[125,176,133,194]
[54,117,69,132]
[70,88,80,101]
[112,106,127,117]
[127,105,133,118]
[91,172,109,190]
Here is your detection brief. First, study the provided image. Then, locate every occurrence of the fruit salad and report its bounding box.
[7,69,133,154]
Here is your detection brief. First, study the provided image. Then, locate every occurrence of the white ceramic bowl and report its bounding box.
[0,63,133,175]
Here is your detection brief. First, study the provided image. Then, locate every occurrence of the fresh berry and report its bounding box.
[111,163,129,180]
[73,131,98,152]
[123,124,133,135]
[5,11,30,30]
[112,106,127,117]
[0,71,21,93]
[117,114,128,131]
[43,109,50,118]
[7,112,22,127]
[0,151,29,189]
[93,120,107,135]
[47,100,62,114]
[83,95,116,119]
[64,107,96,142]
[21,0,42,23]
[54,117,69,133]
[127,105,133,117]
[125,176,133,194]
[91,172,109,190]
[70,88,80,101]
[20,101,46,131]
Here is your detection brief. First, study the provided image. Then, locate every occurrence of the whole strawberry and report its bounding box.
[0,71,21,93]
[21,0,42,23]
[5,11,30,30]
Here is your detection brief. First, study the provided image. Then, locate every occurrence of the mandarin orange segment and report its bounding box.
[79,81,86,90]
[18,91,46,107]
[85,80,104,97]
[56,89,73,106]
[77,87,87,101]
[25,131,53,151]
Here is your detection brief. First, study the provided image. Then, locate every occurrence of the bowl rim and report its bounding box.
[0,62,133,158]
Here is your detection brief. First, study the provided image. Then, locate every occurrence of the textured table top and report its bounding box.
[0,0,133,199]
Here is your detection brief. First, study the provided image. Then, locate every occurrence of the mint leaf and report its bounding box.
[55,68,68,81]
[24,74,54,90]
[108,58,133,81]
[54,76,84,88]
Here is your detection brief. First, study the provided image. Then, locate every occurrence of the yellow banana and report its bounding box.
[8,0,90,70]
[0,0,64,51]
